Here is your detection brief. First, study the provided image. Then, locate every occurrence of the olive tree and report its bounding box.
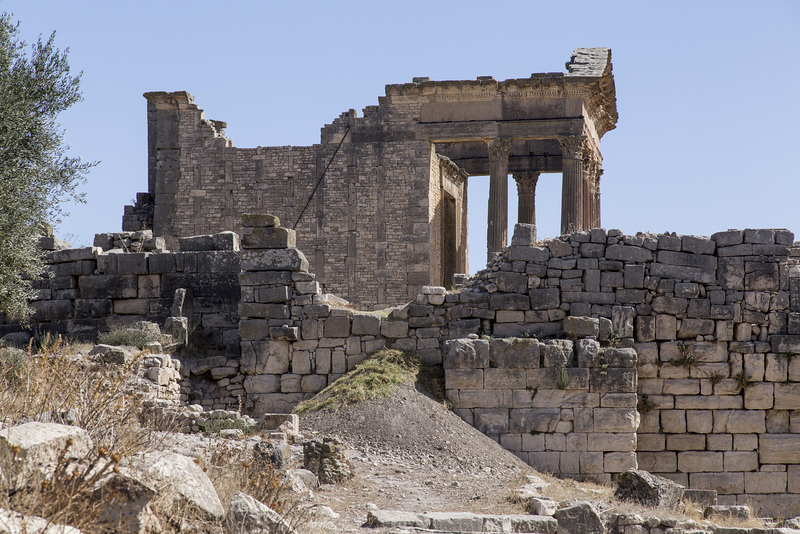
[0,13,92,321]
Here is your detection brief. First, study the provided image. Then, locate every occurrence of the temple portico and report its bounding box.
[134,48,617,307]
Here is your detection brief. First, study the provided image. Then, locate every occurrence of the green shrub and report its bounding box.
[97,323,166,350]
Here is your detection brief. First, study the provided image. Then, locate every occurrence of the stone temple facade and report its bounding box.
[124,48,617,310]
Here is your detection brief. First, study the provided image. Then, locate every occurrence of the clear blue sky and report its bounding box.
[6,1,800,274]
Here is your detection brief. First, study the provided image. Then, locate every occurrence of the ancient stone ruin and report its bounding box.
[4,48,800,518]
[127,47,617,308]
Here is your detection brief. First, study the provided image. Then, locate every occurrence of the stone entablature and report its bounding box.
[129,48,617,309]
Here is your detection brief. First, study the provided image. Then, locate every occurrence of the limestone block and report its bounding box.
[241,226,295,249]
[637,434,665,452]
[280,374,301,393]
[678,319,715,338]
[577,339,600,368]
[542,339,573,367]
[678,451,723,473]
[242,214,280,227]
[666,434,706,451]
[663,379,700,396]
[380,320,408,339]
[744,383,774,410]
[495,310,524,323]
[789,465,800,493]
[508,407,561,433]
[611,306,635,338]
[592,408,638,433]
[444,339,488,369]
[723,451,758,472]
[484,368,526,389]
[689,472,744,494]
[590,368,637,393]
[445,369,483,390]
[577,452,603,474]
[605,244,652,263]
[745,471,786,493]
[527,390,598,409]
[615,469,685,510]
[651,263,716,284]
[637,451,677,473]
[530,288,560,310]
[323,316,350,338]
[660,410,687,434]
[587,433,636,452]
[716,320,734,341]
[600,393,637,407]
[494,271,527,294]
[351,314,380,336]
[301,374,327,393]
[745,261,779,291]
[453,389,510,409]
[635,316,656,342]
[490,338,541,368]
[774,383,800,410]
[473,408,508,434]
[759,434,800,464]
[239,248,308,272]
[712,410,766,433]
[686,410,713,434]
[508,245,549,262]
[563,316,599,338]
[604,452,637,473]
[243,374,280,394]
[766,409,790,433]
[707,434,733,451]
[238,319,269,341]
[736,323,753,342]
[652,296,688,315]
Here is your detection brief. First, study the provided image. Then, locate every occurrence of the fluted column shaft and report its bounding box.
[514,171,540,230]
[558,136,588,235]
[486,138,512,262]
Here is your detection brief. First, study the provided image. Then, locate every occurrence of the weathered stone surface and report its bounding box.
[615,469,685,510]
[444,338,489,369]
[422,512,484,532]
[240,248,309,272]
[129,451,224,520]
[563,316,599,338]
[365,510,426,528]
[0,423,92,490]
[242,213,280,227]
[225,492,295,533]
[704,505,750,520]
[553,502,605,534]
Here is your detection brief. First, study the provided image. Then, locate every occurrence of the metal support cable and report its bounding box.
[292,125,351,230]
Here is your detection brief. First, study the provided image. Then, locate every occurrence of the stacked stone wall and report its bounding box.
[232,218,800,516]
[444,337,639,484]
[8,216,800,515]
[0,231,241,358]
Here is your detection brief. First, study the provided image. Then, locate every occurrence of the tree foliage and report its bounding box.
[0,13,92,322]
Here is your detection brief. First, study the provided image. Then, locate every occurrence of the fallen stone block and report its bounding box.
[615,469,685,510]
[704,505,750,520]
[553,502,605,534]
[0,422,93,491]
[226,492,295,534]
[128,451,224,520]
[507,514,558,533]
[0,508,84,533]
[365,510,427,528]
[422,511,484,532]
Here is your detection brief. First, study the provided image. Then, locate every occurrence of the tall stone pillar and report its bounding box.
[486,138,513,262]
[514,172,539,239]
[593,168,603,228]
[557,136,588,235]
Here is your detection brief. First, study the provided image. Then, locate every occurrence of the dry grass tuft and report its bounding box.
[294,349,444,415]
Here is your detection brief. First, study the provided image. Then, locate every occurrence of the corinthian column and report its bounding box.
[593,167,603,228]
[557,136,588,235]
[486,138,513,262]
[514,171,540,231]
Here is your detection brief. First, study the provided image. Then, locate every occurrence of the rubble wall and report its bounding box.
[235,218,800,516]
[0,232,241,358]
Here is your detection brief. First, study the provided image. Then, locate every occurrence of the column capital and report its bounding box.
[513,172,540,194]
[557,135,588,160]
[486,138,513,162]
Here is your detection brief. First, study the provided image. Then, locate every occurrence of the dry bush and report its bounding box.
[0,341,176,533]
[199,440,312,532]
